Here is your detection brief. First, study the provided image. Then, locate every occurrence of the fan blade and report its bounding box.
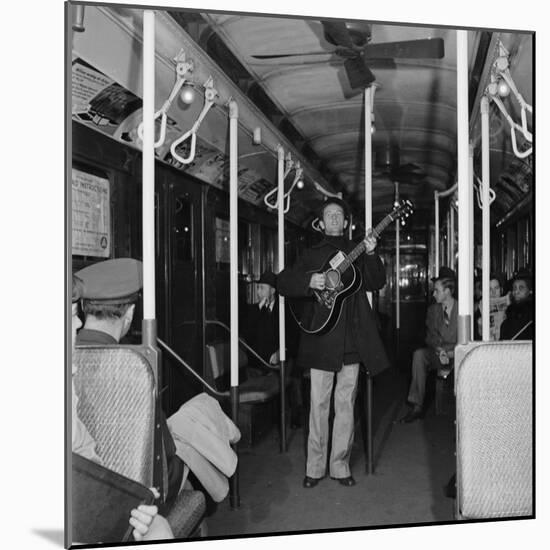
[344,56,376,89]
[251,51,334,59]
[321,21,355,49]
[364,38,445,59]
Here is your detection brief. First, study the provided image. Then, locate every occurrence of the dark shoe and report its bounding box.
[444,473,456,499]
[330,476,356,487]
[399,407,423,423]
[303,476,322,488]
[290,413,302,429]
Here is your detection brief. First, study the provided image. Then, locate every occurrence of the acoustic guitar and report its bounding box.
[289,199,413,335]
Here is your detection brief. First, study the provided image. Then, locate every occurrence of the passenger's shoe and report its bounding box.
[303,476,322,488]
[330,476,356,487]
[290,412,302,429]
[399,407,423,423]
[444,473,456,499]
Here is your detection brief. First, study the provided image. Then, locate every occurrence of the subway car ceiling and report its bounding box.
[71,5,533,229]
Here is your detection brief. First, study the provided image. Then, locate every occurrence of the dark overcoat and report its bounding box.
[499,298,534,340]
[241,300,300,366]
[277,236,390,376]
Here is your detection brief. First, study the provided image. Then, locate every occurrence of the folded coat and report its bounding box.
[167,393,241,502]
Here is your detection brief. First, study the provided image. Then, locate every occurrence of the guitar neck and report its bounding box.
[338,212,398,273]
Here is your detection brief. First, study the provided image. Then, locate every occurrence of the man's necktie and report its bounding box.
[444,307,450,325]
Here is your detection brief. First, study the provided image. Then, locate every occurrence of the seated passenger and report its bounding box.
[241,270,302,426]
[400,267,457,423]
[71,274,173,542]
[500,269,534,340]
[474,271,509,340]
[75,258,184,513]
[241,271,282,368]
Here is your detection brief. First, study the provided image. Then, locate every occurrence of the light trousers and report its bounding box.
[306,364,359,479]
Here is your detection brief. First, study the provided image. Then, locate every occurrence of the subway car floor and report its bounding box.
[205,368,456,537]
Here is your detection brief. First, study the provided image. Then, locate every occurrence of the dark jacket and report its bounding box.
[241,300,299,367]
[277,235,390,375]
[425,301,458,352]
[500,298,534,340]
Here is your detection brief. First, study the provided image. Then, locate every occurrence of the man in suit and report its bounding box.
[241,271,302,426]
[400,267,458,423]
[242,271,298,367]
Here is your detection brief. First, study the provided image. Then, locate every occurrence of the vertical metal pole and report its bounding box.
[395,182,400,331]
[142,10,156,332]
[435,192,440,277]
[446,209,451,266]
[457,30,472,343]
[469,143,475,337]
[481,96,491,340]
[142,8,163,500]
[228,100,240,508]
[450,203,455,268]
[364,88,373,305]
[277,145,287,452]
[366,374,373,474]
[364,87,374,474]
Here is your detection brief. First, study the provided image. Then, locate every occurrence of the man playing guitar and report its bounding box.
[278,197,390,489]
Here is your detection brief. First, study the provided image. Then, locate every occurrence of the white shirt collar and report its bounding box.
[259,298,274,312]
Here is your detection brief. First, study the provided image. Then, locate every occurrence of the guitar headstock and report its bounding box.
[391,199,414,225]
[371,199,415,238]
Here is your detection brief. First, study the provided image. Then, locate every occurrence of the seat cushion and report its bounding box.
[239,374,281,404]
[166,490,206,538]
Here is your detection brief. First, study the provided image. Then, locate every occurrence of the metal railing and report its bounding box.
[157,338,228,399]
[205,319,281,372]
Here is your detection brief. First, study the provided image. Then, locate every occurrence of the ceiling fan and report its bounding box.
[373,146,426,184]
[251,21,445,89]
[373,163,426,184]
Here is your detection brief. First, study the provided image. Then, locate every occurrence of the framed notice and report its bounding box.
[72,169,111,257]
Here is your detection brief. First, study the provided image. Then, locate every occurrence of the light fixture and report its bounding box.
[497,79,511,98]
[296,179,304,190]
[73,5,85,32]
[179,84,196,105]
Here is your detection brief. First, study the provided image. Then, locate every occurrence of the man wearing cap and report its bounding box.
[75,258,184,512]
[278,197,389,488]
[71,273,174,542]
[75,258,143,345]
[400,267,457,423]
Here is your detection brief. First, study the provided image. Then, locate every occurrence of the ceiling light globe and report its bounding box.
[497,79,511,98]
[180,85,196,105]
